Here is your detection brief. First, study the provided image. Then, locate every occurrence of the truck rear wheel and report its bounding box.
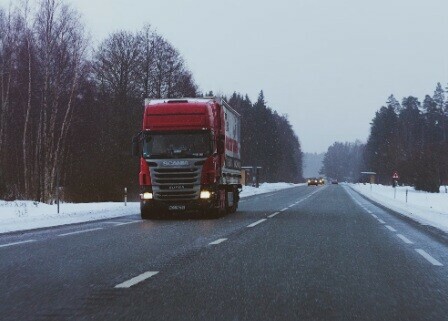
[227,189,239,214]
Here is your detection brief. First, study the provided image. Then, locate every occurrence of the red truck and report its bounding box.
[132,98,242,219]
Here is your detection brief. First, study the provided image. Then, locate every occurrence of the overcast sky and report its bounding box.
[3,0,448,153]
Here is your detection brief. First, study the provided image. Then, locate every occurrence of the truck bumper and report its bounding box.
[141,199,215,214]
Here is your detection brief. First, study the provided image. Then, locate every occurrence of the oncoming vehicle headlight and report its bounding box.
[141,192,153,200]
[200,190,211,199]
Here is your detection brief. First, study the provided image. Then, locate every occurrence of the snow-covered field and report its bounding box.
[0,183,300,234]
[350,183,448,234]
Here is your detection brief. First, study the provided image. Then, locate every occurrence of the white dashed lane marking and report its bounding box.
[348,186,445,267]
[115,271,159,288]
[247,219,267,228]
[396,234,414,244]
[268,212,280,218]
[415,249,443,266]
[385,225,397,232]
[209,238,227,245]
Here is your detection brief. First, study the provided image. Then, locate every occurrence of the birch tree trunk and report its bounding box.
[34,0,87,203]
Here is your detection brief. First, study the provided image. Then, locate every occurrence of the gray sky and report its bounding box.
[4,0,448,152]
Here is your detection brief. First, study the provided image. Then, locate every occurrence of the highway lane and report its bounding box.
[1,184,448,320]
[0,185,320,320]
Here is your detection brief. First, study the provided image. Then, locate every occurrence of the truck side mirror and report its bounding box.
[132,132,142,157]
[217,134,225,154]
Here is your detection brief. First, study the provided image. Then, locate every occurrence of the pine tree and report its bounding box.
[387,94,401,113]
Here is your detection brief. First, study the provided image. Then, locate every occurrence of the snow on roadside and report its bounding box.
[240,182,304,198]
[0,182,301,234]
[0,201,140,234]
[349,183,448,234]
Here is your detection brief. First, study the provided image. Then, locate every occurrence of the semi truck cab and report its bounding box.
[133,98,242,219]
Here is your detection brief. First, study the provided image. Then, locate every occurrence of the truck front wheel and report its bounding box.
[141,203,159,219]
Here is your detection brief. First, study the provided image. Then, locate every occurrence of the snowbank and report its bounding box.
[0,183,301,234]
[349,183,448,234]
[240,182,304,198]
[0,201,140,234]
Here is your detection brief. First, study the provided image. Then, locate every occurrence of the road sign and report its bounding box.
[392,171,399,180]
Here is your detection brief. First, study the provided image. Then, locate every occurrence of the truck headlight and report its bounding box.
[141,192,153,200]
[200,191,211,199]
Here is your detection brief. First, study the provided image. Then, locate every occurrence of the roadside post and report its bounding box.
[56,170,60,214]
[124,187,127,206]
[406,188,408,203]
[392,171,399,199]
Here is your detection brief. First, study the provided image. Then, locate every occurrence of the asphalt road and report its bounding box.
[1,184,448,320]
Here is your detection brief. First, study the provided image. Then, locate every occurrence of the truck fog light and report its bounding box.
[141,192,153,200]
[200,191,211,199]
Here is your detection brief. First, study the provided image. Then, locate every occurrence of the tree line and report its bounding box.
[228,91,303,183]
[364,85,448,192]
[320,83,448,192]
[0,0,303,203]
[320,141,365,182]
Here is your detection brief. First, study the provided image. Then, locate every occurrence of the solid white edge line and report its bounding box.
[385,225,397,232]
[209,238,227,245]
[396,234,414,244]
[280,208,288,212]
[0,239,36,248]
[58,227,103,237]
[415,249,443,266]
[115,271,159,288]
[268,212,280,218]
[378,219,385,224]
[114,221,140,226]
[247,219,267,228]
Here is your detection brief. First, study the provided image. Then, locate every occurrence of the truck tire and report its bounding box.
[227,189,239,214]
[141,204,159,219]
[140,208,152,219]
[205,205,225,218]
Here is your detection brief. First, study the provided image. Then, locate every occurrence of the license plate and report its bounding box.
[168,205,186,211]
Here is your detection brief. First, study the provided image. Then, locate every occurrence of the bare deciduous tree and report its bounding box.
[32,0,87,202]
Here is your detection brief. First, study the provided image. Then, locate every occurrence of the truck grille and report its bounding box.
[150,165,202,201]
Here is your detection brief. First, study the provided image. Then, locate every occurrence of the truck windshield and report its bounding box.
[142,131,212,159]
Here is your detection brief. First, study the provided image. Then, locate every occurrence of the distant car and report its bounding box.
[318,177,325,185]
[331,179,338,184]
[307,178,319,186]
